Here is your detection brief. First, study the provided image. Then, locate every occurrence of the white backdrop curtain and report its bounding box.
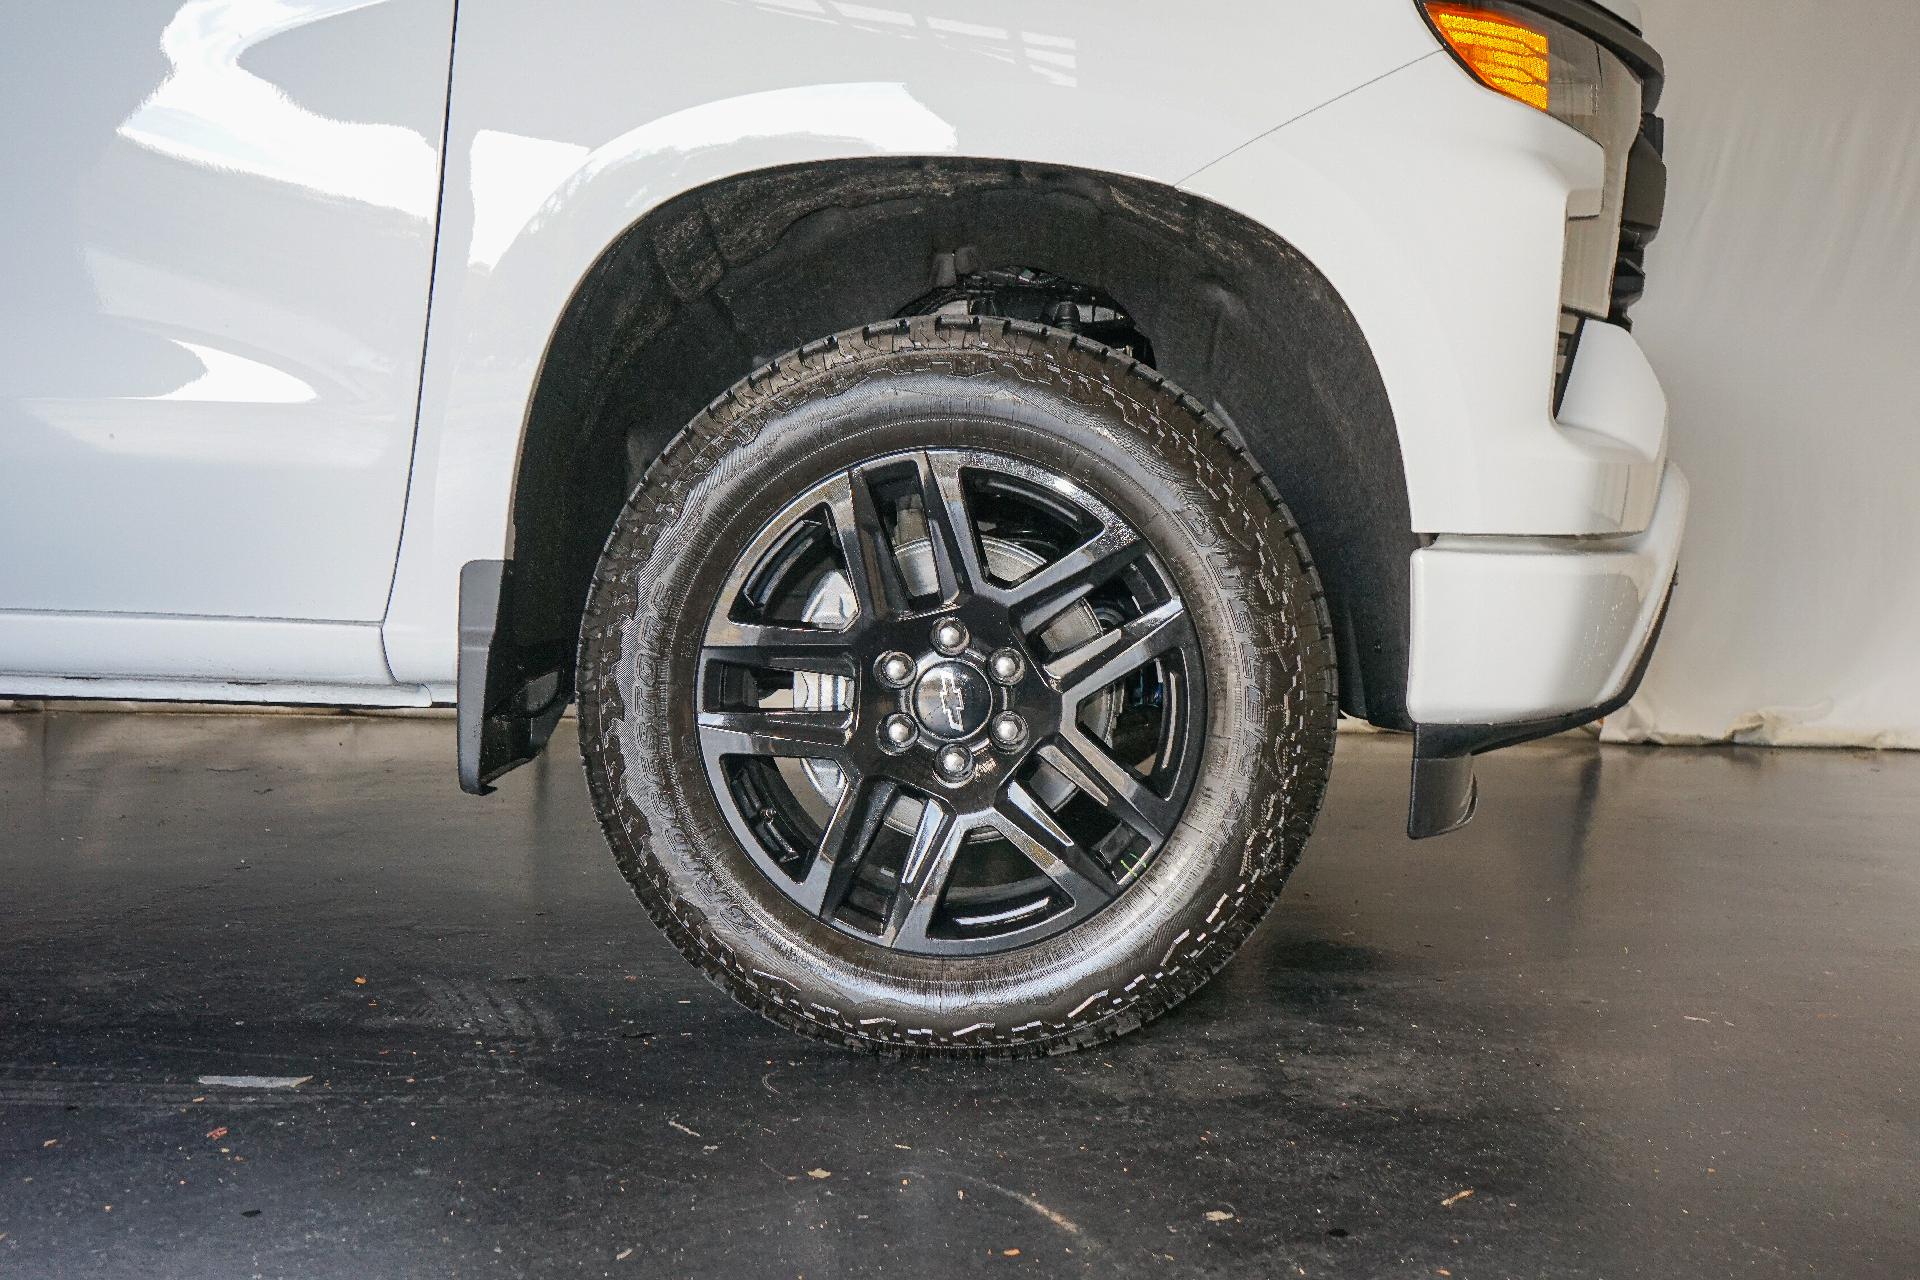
[1606,0,1920,747]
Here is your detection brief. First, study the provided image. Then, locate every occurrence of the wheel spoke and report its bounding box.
[879,798,968,949]
[795,775,899,919]
[702,620,858,676]
[1005,531,1144,636]
[991,781,1121,905]
[697,708,850,761]
[824,468,914,621]
[1036,732,1178,843]
[920,451,987,599]
[1043,597,1191,704]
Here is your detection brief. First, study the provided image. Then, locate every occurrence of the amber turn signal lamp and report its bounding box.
[1423,3,1551,112]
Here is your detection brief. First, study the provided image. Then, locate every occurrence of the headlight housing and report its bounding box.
[1419,2,1645,321]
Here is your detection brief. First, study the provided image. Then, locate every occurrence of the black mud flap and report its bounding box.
[1407,584,1674,839]
[458,560,572,795]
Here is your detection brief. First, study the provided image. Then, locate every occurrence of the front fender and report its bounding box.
[381,0,1438,684]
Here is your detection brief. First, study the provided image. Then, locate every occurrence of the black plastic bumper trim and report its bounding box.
[457,560,506,794]
[1407,582,1674,839]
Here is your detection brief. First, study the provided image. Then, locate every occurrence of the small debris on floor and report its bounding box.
[197,1075,311,1090]
[1203,1209,1234,1223]
[807,1168,831,1179]
[1441,1189,1474,1208]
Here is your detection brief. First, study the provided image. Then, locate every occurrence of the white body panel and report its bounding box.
[1400,319,1680,723]
[0,0,451,634]
[0,0,1682,737]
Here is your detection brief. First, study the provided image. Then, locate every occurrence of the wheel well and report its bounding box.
[500,158,1416,738]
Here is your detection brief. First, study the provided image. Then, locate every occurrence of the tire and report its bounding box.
[577,315,1336,1058]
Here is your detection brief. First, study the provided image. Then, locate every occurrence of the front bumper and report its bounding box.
[1404,460,1688,837]
[1408,461,1688,727]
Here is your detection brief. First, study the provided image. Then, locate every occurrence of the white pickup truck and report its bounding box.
[1,0,1683,1055]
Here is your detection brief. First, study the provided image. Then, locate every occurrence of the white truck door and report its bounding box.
[0,1,453,639]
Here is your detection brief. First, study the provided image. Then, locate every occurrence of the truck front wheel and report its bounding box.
[577,316,1336,1056]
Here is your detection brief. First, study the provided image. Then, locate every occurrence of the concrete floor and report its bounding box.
[0,712,1913,1279]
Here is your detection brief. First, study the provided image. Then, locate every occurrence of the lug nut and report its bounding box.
[931,618,969,655]
[876,651,915,687]
[936,745,973,780]
[988,648,1025,685]
[989,712,1028,750]
[881,713,917,751]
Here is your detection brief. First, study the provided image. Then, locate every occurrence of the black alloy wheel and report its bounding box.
[696,448,1207,956]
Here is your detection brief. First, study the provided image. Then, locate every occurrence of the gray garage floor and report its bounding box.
[0,711,1913,1279]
